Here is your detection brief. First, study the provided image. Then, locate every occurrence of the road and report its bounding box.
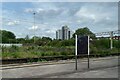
[1,56,119,78]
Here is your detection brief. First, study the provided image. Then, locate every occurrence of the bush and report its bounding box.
[1,38,119,59]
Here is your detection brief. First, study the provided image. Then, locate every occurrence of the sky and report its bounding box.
[1,2,118,39]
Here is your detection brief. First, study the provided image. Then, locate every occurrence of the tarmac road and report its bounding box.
[1,56,119,78]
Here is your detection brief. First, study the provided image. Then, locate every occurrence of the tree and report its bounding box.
[0,30,16,43]
[16,38,25,43]
[42,37,52,41]
[25,35,29,40]
[73,27,96,39]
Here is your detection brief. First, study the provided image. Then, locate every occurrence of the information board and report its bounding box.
[77,36,88,55]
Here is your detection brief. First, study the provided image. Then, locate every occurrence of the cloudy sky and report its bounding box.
[2,2,118,38]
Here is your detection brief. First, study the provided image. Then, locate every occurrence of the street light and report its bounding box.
[33,12,36,44]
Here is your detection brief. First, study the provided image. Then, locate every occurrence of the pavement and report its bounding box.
[1,56,119,78]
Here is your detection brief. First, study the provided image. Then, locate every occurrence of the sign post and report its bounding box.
[75,35,77,70]
[75,35,90,70]
[88,36,90,69]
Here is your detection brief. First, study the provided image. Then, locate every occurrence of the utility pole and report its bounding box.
[33,12,36,44]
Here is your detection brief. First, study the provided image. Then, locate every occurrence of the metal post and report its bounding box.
[110,31,113,49]
[88,36,90,69]
[75,54,77,70]
[33,12,36,44]
[75,35,77,70]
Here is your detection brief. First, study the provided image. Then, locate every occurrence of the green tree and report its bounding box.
[16,38,25,44]
[25,35,29,40]
[0,30,16,43]
[73,27,96,39]
[30,36,52,46]
[42,37,52,41]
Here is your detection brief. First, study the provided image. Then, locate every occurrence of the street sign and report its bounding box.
[77,36,89,55]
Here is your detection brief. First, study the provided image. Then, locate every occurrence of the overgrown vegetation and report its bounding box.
[1,46,75,59]
[1,38,119,59]
[1,27,119,59]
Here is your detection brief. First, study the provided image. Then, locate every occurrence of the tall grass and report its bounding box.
[2,46,75,59]
[1,45,119,59]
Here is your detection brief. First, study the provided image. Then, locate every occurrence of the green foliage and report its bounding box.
[25,35,29,40]
[73,27,96,39]
[42,37,52,41]
[0,30,16,43]
[2,39,119,59]
[90,38,119,56]
[113,40,120,48]
[49,40,60,47]
[48,39,75,47]
[92,38,110,49]
[61,39,75,46]
[1,28,119,59]
[2,46,75,59]
[16,38,25,43]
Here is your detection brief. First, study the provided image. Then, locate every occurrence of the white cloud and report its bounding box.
[106,17,111,20]
[3,2,118,39]
[28,25,39,30]
[36,8,44,13]
[45,28,56,34]
[24,8,34,13]
[25,8,45,13]
[28,23,48,31]
[75,7,96,21]
[77,20,81,23]
[75,3,117,24]
[24,7,63,17]
[7,20,20,26]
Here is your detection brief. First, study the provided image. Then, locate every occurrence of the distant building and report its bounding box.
[112,36,120,40]
[56,29,62,40]
[56,26,73,40]
[56,31,58,39]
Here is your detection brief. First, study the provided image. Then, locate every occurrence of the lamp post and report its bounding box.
[33,12,36,44]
